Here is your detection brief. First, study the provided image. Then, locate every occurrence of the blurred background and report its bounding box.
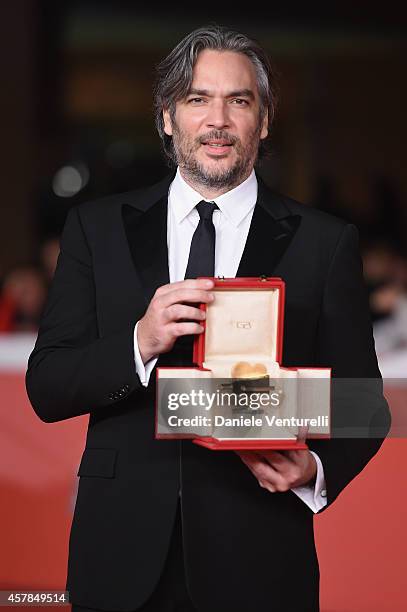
[0,2,406,611]
[1,1,407,365]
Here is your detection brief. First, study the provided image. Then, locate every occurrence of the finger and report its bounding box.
[236,451,263,469]
[155,278,214,298]
[237,451,266,477]
[256,454,297,487]
[258,450,294,472]
[258,480,276,493]
[238,452,280,482]
[160,288,214,309]
[284,448,312,467]
[165,304,206,323]
[297,425,309,443]
[238,453,270,481]
[169,321,204,338]
[237,453,289,492]
[265,448,309,467]
[256,463,289,492]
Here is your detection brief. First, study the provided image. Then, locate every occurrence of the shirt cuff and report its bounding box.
[290,451,327,513]
[133,321,158,387]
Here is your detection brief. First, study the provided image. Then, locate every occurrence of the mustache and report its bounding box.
[197,130,238,146]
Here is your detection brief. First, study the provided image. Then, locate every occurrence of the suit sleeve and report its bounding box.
[25,206,144,423]
[308,223,391,511]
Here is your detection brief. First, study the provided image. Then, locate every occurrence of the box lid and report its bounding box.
[194,277,285,369]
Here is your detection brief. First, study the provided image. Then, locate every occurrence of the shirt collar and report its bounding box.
[169,167,258,228]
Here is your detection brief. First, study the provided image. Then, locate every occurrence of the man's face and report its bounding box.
[163,49,268,191]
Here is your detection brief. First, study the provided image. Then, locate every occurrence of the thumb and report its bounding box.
[297,425,309,444]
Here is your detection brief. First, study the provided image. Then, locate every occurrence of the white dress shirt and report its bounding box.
[133,167,327,513]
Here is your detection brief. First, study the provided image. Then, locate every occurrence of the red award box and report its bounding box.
[156,277,331,450]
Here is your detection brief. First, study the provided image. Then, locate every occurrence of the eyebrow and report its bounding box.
[187,88,255,100]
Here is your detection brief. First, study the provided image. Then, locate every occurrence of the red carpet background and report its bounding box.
[0,371,405,612]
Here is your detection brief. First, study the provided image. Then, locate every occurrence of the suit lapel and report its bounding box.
[121,171,301,304]
[122,175,173,305]
[122,198,169,306]
[237,177,301,277]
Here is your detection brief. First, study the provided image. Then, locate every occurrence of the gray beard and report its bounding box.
[172,126,260,191]
[179,155,252,191]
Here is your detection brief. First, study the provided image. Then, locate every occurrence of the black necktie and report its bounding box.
[184,200,219,279]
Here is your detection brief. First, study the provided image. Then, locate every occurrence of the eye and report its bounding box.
[188,97,206,104]
[231,98,249,106]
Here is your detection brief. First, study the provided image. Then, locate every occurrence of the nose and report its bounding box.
[206,100,230,130]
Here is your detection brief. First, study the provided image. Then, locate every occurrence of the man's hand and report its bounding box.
[137,279,214,363]
[237,447,317,493]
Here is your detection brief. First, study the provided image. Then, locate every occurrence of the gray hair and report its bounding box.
[153,25,279,164]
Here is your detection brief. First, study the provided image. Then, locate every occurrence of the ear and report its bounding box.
[260,108,268,140]
[163,109,173,136]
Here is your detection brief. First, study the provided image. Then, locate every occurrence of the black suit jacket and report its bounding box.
[26,172,390,612]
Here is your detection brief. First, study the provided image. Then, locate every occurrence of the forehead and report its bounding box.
[191,49,259,96]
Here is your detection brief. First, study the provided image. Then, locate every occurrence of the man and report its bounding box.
[26,25,390,612]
